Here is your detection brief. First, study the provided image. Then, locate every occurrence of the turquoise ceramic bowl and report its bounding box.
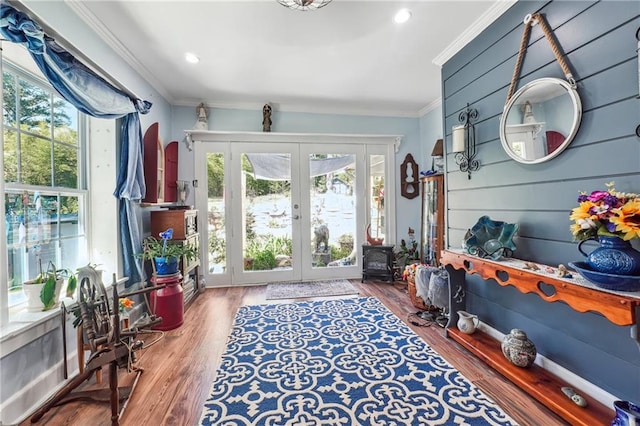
[463,216,519,260]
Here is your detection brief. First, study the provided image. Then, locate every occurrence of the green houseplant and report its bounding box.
[140,228,198,275]
[23,261,71,311]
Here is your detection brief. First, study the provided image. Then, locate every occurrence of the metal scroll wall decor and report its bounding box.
[452,104,479,180]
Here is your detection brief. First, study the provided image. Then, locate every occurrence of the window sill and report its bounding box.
[0,276,131,357]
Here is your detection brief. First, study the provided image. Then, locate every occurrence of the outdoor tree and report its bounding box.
[3,74,72,128]
[207,153,224,197]
[3,69,79,227]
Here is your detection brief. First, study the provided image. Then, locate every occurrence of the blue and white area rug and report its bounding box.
[199,297,515,425]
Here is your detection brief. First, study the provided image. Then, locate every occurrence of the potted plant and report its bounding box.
[140,228,198,275]
[23,261,68,311]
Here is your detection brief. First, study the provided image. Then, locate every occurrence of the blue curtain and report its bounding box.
[1,4,151,285]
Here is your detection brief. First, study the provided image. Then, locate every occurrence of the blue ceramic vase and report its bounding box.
[578,236,640,276]
[611,401,640,426]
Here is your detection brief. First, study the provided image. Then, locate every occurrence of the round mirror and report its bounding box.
[499,78,582,164]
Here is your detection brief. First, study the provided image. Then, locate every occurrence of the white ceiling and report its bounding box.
[65,0,515,117]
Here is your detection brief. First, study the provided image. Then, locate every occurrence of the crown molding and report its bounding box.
[432,0,517,68]
[64,0,174,103]
[172,98,425,118]
[418,98,442,117]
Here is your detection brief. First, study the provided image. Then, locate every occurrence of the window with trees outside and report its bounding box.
[3,60,88,315]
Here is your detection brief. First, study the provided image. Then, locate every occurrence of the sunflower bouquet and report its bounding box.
[569,182,640,241]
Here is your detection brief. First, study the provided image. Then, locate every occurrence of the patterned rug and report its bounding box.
[266,279,359,300]
[199,297,516,425]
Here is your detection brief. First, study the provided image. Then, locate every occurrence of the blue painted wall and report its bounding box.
[442,0,640,402]
[419,105,444,169]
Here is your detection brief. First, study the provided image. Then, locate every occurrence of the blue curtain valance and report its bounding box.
[0,4,151,284]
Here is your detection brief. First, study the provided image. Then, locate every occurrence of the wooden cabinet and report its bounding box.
[143,122,165,203]
[419,174,444,266]
[167,234,200,306]
[150,208,201,307]
[142,122,178,204]
[150,209,197,240]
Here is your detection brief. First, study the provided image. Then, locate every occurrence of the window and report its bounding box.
[2,60,88,315]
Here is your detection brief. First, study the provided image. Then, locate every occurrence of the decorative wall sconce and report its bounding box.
[400,153,419,199]
[430,138,444,173]
[452,103,479,179]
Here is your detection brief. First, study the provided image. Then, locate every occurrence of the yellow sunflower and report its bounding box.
[611,199,640,241]
[569,201,595,222]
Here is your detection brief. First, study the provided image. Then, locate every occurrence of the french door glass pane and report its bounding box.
[370,154,385,242]
[309,153,355,269]
[206,152,226,274]
[242,153,292,272]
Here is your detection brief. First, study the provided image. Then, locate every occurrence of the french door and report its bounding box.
[193,133,395,287]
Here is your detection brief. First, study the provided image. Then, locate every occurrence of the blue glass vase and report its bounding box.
[611,401,640,426]
[578,236,640,276]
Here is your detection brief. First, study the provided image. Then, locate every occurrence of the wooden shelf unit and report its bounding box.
[149,208,201,307]
[440,249,640,425]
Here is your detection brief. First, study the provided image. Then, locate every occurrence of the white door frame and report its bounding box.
[191,131,400,288]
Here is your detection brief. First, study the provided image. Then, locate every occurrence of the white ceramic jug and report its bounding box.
[457,310,479,334]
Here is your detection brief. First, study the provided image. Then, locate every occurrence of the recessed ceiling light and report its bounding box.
[394,9,412,24]
[185,53,200,64]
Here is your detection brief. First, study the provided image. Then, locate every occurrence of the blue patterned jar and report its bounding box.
[611,400,640,426]
[578,236,640,275]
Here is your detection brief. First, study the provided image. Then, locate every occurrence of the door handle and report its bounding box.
[293,215,300,220]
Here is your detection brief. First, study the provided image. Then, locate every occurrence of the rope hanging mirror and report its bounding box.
[499,13,582,165]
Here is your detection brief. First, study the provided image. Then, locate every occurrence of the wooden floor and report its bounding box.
[23,280,568,426]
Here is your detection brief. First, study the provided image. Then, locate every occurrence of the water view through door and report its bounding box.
[198,139,389,287]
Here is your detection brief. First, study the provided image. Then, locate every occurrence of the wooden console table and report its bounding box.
[441,249,640,425]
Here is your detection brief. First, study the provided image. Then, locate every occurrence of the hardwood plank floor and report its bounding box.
[23,280,567,426]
